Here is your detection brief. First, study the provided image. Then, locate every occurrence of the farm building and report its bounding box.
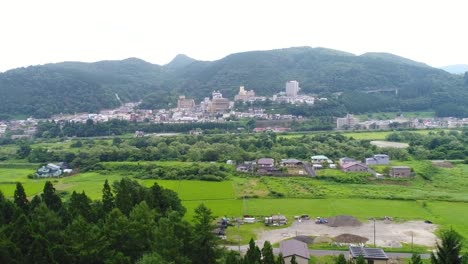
[349,246,388,264]
[389,166,411,177]
[311,155,333,164]
[264,214,287,226]
[341,162,370,173]
[279,159,303,167]
[36,163,62,178]
[280,239,310,264]
[365,154,390,165]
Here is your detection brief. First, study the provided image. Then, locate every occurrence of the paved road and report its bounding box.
[225,246,431,259]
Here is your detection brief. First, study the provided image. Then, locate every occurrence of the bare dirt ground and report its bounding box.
[370,141,409,148]
[256,219,437,248]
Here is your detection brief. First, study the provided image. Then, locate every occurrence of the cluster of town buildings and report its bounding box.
[236,154,412,178]
[336,114,468,130]
[2,80,468,139]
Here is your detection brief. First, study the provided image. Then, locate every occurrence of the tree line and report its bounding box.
[0,179,222,264]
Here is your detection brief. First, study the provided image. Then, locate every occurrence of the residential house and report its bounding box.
[365,154,390,165]
[36,164,63,178]
[349,246,388,264]
[280,239,310,264]
[311,155,333,164]
[341,162,370,173]
[257,158,274,168]
[339,157,357,166]
[280,159,303,167]
[389,166,411,177]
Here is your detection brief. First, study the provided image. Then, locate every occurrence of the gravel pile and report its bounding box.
[334,233,368,243]
[326,215,362,227]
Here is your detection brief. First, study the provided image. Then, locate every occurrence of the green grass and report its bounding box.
[356,111,435,121]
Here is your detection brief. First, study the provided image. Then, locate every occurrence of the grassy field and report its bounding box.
[356,111,435,121]
[278,129,441,140]
[1,161,468,248]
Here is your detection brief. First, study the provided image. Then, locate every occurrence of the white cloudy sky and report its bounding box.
[0,0,466,72]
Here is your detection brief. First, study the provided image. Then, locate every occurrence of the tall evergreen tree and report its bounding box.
[356,255,366,264]
[8,214,35,256]
[14,182,29,213]
[431,228,464,264]
[244,238,261,264]
[262,241,275,264]
[276,253,285,264]
[68,191,93,221]
[290,255,298,264]
[190,203,220,264]
[102,179,115,213]
[410,253,423,264]
[25,235,57,264]
[225,250,241,264]
[42,181,62,212]
[335,253,347,264]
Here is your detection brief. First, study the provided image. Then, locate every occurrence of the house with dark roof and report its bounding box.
[365,154,390,165]
[280,239,310,264]
[257,158,274,168]
[339,157,357,166]
[279,159,303,167]
[349,246,388,264]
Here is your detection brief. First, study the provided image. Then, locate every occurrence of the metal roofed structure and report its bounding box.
[349,246,389,263]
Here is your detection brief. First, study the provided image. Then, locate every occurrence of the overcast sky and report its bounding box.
[0,0,466,72]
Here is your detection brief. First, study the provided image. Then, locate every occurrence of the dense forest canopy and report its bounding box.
[1,47,467,118]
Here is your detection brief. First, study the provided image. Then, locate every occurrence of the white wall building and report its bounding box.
[285,81,300,97]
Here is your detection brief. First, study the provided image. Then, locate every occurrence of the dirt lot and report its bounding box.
[256,219,437,248]
[370,141,409,148]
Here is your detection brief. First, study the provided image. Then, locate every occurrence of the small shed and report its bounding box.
[280,239,310,264]
[389,166,411,177]
[349,246,388,264]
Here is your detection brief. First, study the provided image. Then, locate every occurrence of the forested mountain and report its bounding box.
[1,47,467,118]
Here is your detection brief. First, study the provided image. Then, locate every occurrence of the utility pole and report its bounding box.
[243,196,246,217]
[373,218,376,247]
[411,231,414,251]
[237,218,241,253]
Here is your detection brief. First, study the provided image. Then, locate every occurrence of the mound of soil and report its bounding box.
[432,161,453,168]
[334,233,368,243]
[327,215,362,227]
[313,236,333,244]
[293,236,315,244]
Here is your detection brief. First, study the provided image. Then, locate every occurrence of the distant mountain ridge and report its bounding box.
[0,46,467,119]
[440,64,468,74]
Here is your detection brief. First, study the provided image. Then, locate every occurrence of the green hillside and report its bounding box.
[0,47,467,118]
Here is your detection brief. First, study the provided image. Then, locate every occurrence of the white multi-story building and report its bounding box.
[336,114,359,129]
[285,81,300,97]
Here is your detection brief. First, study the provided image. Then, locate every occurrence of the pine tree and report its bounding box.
[290,255,298,264]
[25,235,57,264]
[225,250,241,264]
[102,179,115,213]
[262,241,275,264]
[14,182,29,213]
[244,238,261,264]
[42,181,62,212]
[190,203,220,264]
[356,255,366,264]
[336,253,347,264]
[276,253,285,264]
[410,253,423,264]
[431,228,464,264]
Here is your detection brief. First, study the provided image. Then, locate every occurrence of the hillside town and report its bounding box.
[1,80,467,139]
